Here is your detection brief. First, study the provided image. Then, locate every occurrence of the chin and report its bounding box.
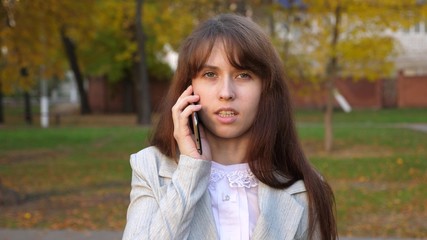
[212,128,250,140]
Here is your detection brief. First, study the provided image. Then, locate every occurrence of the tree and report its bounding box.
[78,1,199,117]
[0,1,96,121]
[135,0,151,125]
[0,0,16,124]
[60,27,91,114]
[20,67,33,125]
[273,0,427,151]
[0,82,3,124]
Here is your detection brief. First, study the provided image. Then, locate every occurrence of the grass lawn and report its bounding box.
[0,107,426,237]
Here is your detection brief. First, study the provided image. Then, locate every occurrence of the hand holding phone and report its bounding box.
[172,85,206,159]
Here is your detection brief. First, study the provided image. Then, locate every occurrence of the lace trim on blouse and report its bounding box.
[209,167,258,190]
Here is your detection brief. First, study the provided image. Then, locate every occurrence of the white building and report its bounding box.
[393,21,427,76]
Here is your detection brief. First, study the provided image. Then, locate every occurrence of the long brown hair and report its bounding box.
[151,14,337,240]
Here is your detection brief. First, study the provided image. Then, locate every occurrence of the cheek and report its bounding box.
[192,81,204,95]
[193,85,211,104]
[250,101,261,119]
[245,93,262,120]
[248,89,262,110]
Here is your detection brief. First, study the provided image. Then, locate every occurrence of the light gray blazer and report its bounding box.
[122,146,313,240]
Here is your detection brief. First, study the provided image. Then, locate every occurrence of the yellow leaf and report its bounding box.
[24,212,32,220]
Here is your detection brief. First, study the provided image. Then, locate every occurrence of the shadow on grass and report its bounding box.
[2,181,129,207]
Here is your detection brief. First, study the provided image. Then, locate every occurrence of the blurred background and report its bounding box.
[0,0,426,238]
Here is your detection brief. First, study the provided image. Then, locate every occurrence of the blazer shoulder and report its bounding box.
[130,146,177,178]
[131,146,158,166]
[285,180,307,195]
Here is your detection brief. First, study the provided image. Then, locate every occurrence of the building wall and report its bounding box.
[397,73,427,108]
[88,76,125,113]
[88,75,427,113]
[289,79,384,109]
[88,77,169,113]
[393,21,427,76]
[288,81,327,109]
[88,76,108,113]
[335,79,383,109]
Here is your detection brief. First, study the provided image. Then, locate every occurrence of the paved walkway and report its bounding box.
[0,228,425,240]
[399,123,427,133]
[0,228,122,240]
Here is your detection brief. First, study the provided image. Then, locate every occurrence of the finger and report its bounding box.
[172,92,200,126]
[173,95,200,115]
[172,85,199,112]
[172,97,199,127]
[171,86,201,140]
[175,85,194,106]
[173,104,202,137]
[180,85,193,97]
[180,104,202,120]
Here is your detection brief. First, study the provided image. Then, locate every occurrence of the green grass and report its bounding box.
[0,124,151,230]
[296,108,427,124]
[295,109,427,237]
[0,108,426,237]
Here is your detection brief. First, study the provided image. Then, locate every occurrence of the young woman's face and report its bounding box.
[192,41,262,141]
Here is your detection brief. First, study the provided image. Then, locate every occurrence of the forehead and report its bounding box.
[204,41,228,64]
[200,38,245,69]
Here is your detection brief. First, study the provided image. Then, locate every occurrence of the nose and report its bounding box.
[218,76,235,101]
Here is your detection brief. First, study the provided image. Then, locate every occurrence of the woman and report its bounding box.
[123,14,337,240]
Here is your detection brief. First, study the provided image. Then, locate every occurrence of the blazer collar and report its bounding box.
[252,181,305,240]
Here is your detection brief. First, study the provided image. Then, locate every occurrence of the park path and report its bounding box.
[0,228,122,240]
[398,123,427,133]
[0,228,425,240]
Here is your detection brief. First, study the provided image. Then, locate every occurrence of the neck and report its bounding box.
[207,134,249,165]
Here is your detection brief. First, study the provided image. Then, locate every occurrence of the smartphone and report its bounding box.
[191,111,203,155]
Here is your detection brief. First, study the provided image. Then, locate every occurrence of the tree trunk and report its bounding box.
[135,0,151,125]
[0,83,4,124]
[267,7,276,38]
[123,77,134,113]
[324,78,334,152]
[324,4,341,152]
[60,27,91,115]
[24,91,32,125]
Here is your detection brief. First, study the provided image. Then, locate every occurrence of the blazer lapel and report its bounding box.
[252,181,304,240]
[189,192,219,239]
[158,156,218,239]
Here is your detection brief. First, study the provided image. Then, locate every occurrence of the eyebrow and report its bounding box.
[201,64,219,70]
[200,64,252,73]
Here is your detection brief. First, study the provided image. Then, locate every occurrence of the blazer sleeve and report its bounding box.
[122,150,211,240]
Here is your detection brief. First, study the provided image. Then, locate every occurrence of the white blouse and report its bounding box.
[208,161,259,240]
